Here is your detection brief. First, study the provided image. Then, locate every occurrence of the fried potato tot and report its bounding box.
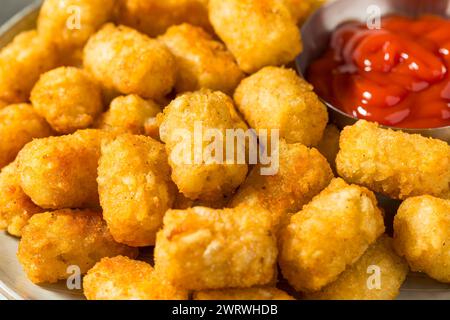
[0,30,58,103]
[393,196,450,283]
[209,0,302,73]
[305,235,409,300]
[159,89,248,202]
[0,161,43,237]
[316,124,340,172]
[234,67,328,145]
[229,140,333,228]
[84,24,177,100]
[16,130,107,209]
[174,192,230,210]
[336,120,450,200]
[0,103,53,169]
[96,95,161,136]
[116,0,212,37]
[282,0,325,24]
[98,134,177,247]
[37,0,116,52]
[159,24,244,94]
[194,287,294,300]
[279,178,385,292]
[31,67,103,134]
[155,206,278,290]
[18,210,138,284]
[0,100,8,109]
[84,256,188,300]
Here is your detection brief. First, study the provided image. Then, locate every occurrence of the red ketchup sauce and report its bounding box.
[307,15,450,129]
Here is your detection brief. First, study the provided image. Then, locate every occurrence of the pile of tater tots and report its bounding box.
[0,0,449,300]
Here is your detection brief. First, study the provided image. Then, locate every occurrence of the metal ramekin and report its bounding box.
[296,0,450,143]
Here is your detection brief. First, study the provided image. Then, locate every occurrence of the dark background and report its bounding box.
[0,0,35,25]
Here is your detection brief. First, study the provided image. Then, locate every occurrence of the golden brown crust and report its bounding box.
[154,206,278,290]
[0,161,43,237]
[0,103,53,169]
[83,256,188,300]
[209,0,302,73]
[98,134,177,247]
[159,89,248,202]
[394,196,450,283]
[31,67,103,134]
[305,235,409,300]
[336,120,450,200]
[0,30,58,103]
[83,24,177,99]
[16,130,107,209]
[234,67,328,146]
[116,0,212,37]
[159,23,244,94]
[18,210,138,284]
[279,178,385,292]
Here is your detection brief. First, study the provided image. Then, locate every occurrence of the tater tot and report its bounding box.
[209,0,302,73]
[282,0,325,24]
[31,67,103,134]
[0,30,58,103]
[37,0,116,52]
[159,89,248,202]
[194,287,294,300]
[0,100,8,109]
[96,95,161,136]
[84,256,188,300]
[0,161,43,237]
[305,235,409,300]
[174,192,230,210]
[16,130,107,209]
[116,0,212,37]
[17,210,138,284]
[336,120,450,200]
[0,104,53,169]
[234,67,328,146]
[159,24,244,94]
[229,140,333,228]
[279,178,385,292]
[98,134,177,247]
[83,24,177,100]
[154,206,278,290]
[316,124,341,172]
[393,196,450,283]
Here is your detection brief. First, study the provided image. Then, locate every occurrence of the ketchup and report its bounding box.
[307,15,450,129]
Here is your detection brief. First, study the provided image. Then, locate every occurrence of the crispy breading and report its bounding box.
[154,206,278,290]
[18,210,138,284]
[0,161,43,237]
[16,130,108,209]
[0,103,52,169]
[95,95,161,137]
[305,235,409,300]
[83,24,176,99]
[98,134,177,247]
[83,256,188,300]
[31,67,103,134]
[0,30,58,103]
[158,89,248,202]
[279,178,385,292]
[174,192,230,210]
[234,67,328,146]
[209,0,302,73]
[159,23,244,94]
[316,124,340,172]
[393,196,450,283]
[37,0,116,52]
[194,287,294,300]
[336,120,450,200]
[229,140,333,228]
[116,0,212,37]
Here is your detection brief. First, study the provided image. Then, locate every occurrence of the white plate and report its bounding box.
[0,0,449,300]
